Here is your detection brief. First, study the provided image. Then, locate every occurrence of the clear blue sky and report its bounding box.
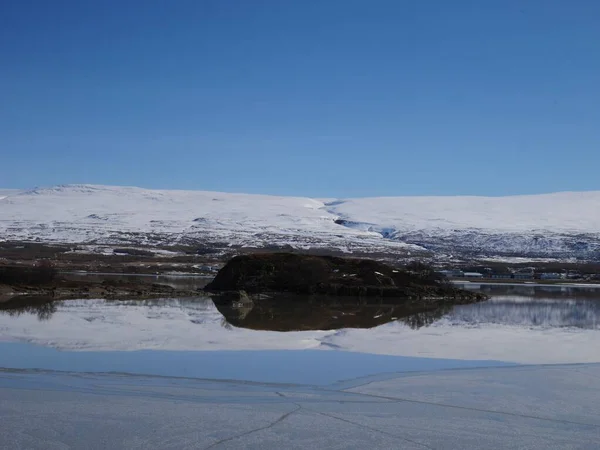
[1,0,599,197]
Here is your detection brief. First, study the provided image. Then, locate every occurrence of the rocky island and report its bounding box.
[205,253,486,301]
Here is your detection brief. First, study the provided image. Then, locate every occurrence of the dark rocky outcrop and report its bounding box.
[204,253,486,301]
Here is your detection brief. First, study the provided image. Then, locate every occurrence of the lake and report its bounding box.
[1,282,599,385]
[3,282,600,449]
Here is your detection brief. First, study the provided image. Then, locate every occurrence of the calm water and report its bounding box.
[61,271,212,290]
[452,283,600,329]
[3,283,600,330]
[1,283,599,383]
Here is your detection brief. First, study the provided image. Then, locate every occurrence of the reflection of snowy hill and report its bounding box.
[447,296,600,329]
[2,184,600,258]
[1,297,599,364]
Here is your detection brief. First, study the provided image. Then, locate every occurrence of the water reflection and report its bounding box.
[0,294,460,331]
[61,272,211,290]
[400,308,452,329]
[213,294,456,331]
[2,285,600,332]
[448,296,600,329]
[458,283,600,299]
[0,296,57,321]
[1,286,600,363]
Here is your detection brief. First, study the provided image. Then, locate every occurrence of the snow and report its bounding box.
[0,189,21,201]
[0,185,421,253]
[326,192,600,234]
[475,255,574,264]
[2,184,600,257]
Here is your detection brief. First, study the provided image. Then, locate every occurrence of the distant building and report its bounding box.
[438,270,464,278]
[540,273,563,280]
[491,273,512,280]
[513,273,534,280]
[463,272,484,278]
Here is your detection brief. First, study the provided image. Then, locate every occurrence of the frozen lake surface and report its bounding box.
[1,283,600,448]
[2,364,599,449]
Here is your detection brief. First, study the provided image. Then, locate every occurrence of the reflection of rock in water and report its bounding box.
[212,293,454,331]
[0,296,57,321]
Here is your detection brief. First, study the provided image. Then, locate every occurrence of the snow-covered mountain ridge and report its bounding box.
[1,184,599,259]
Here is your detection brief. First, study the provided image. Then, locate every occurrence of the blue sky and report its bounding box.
[1,0,599,197]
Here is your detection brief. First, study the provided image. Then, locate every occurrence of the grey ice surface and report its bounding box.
[1,364,600,449]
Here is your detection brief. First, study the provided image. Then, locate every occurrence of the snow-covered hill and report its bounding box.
[1,184,599,259]
[0,190,21,201]
[327,192,600,259]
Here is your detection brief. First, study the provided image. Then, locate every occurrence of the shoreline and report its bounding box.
[451,279,600,288]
